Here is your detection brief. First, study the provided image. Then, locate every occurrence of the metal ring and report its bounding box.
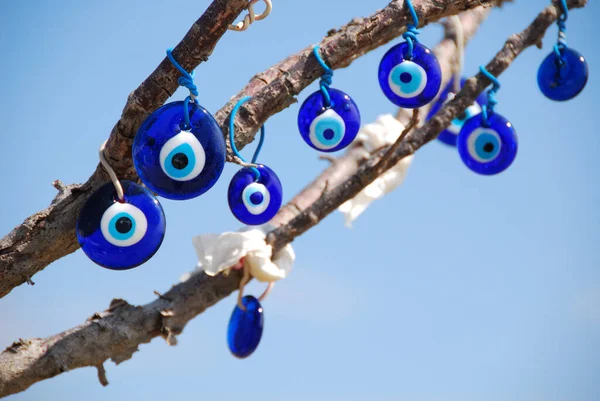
[229,0,272,32]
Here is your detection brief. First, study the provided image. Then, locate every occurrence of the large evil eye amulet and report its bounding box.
[297,46,361,152]
[538,0,588,101]
[427,78,487,147]
[538,48,588,101]
[298,88,360,152]
[76,180,166,270]
[457,113,518,175]
[133,101,226,200]
[379,42,441,108]
[378,1,441,108]
[228,295,264,359]
[228,165,282,225]
[132,49,226,200]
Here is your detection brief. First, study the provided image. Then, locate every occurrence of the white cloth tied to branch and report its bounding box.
[186,224,295,283]
[338,114,414,227]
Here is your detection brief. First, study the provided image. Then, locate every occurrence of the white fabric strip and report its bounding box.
[338,114,414,227]
[184,224,295,283]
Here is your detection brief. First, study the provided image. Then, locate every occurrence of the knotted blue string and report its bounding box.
[166,48,199,130]
[479,66,501,127]
[229,96,265,180]
[313,45,334,108]
[403,0,420,59]
[553,0,569,63]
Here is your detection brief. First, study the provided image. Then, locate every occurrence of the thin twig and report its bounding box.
[374,109,420,173]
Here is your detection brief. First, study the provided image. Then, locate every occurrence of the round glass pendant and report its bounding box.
[297,88,361,153]
[133,101,226,200]
[227,296,264,359]
[538,47,588,101]
[228,164,283,226]
[427,78,487,147]
[457,113,518,176]
[76,180,166,270]
[378,42,442,108]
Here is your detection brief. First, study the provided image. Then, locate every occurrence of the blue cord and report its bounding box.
[229,96,264,180]
[166,48,199,130]
[553,0,569,63]
[403,0,420,59]
[479,66,501,126]
[313,46,334,107]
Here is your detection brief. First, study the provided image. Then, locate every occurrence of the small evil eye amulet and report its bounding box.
[537,0,588,101]
[228,96,283,226]
[132,49,226,200]
[378,0,441,108]
[427,77,487,147]
[457,67,518,176]
[228,295,265,358]
[297,46,361,152]
[76,141,166,270]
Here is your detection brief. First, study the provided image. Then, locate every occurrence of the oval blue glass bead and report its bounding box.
[378,42,442,108]
[297,88,361,153]
[76,180,166,270]
[228,164,283,226]
[132,101,226,200]
[427,77,487,147]
[538,48,588,101]
[457,113,518,176]
[227,296,264,359]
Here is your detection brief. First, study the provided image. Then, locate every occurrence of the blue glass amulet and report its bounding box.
[457,113,518,176]
[76,181,166,270]
[427,78,487,147]
[378,42,442,108]
[227,296,264,359]
[538,48,589,101]
[228,164,283,226]
[133,101,226,200]
[297,88,361,152]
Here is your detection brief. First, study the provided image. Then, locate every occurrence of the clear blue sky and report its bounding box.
[1,1,599,400]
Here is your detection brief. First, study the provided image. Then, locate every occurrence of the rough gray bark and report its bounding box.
[7,0,587,395]
[0,0,509,299]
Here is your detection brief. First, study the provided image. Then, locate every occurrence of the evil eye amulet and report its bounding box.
[457,113,518,176]
[378,42,442,108]
[297,88,361,152]
[133,101,226,200]
[228,296,264,359]
[427,78,487,147]
[76,181,166,270]
[228,164,282,225]
[538,48,589,101]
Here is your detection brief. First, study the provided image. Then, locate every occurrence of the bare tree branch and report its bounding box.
[1,2,557,395]
[0,0,510,298]
[0,0,251,298]
[266,0,587,252]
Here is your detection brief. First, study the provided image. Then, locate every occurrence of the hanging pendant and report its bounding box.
[76,180,166,270]
[457,113,518,176]
[378,42,442,108]
[132,101,226,200]
[538,48,588,101]
[228,164,282,226]
[227,295,264,359]
[297,88,360,152]
[427,78,487,147]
